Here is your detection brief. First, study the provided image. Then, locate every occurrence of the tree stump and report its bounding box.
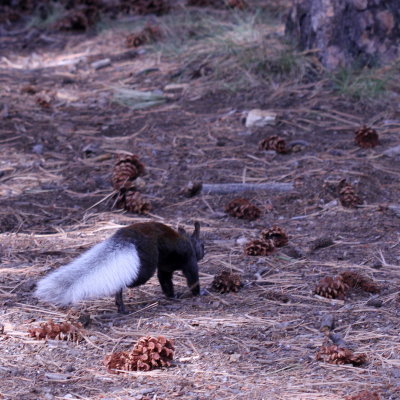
[285,0,400,70]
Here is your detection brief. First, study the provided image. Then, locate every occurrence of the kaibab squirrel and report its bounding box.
[35,222,204,313]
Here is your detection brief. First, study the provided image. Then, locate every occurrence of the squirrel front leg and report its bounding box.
[157,270,175,298]
[182,259,200,296]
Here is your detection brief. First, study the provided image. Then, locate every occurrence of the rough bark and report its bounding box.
[285,0,400,70]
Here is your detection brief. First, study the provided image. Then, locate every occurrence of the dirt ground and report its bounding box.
[1,3,400,400]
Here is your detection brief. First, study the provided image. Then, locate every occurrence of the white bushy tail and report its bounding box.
[35,238,140,305]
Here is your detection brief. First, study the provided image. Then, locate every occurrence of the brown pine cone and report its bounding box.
[259,135,287,154]
[261,226,288,247]
[340,271,380,294]
[345,390,381,400]
[28,319,83,342]
[316,345,367,366]
[104,336,174,373]
[124,190,151,214]
[211,270,242,293]
[244,239,275,256]
[112,154,145,190]
[338,180,362,208]
[314,275,349,300]
[225,198,261,220]
[355,126,379,149]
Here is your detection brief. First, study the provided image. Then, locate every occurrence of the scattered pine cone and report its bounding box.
[261,226,288,247]
[112,154,145,190]
[118,189,151,214]
[338,180,362,208]
[225,198,261,220]
[104,336,174,373]
[28,320,83,342]
[126,24,162,48]
[340,271,380,294]
[259,135,287,154]
[355,126,379,149]
[314,275,349,300]
[345,390,381,400]
[211,270,242,293]
[316,345,367,366]
[244,239,275,256]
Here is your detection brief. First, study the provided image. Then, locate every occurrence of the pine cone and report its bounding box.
[316,345,367,366]
[355,126,379,149]
[126,25,162,48]
[244,239,275,256]
[123,190,151,214]
[112,154,145,190]
[225,198,261,220]
[339,180,362,208]
[28,320,83,342]
[314,275,349,300]
[261,226,288,247]
[345,390,381,400]
[104,336,174,373]
[340,271,380,294]
[211,270,242,293]
[259,135,287,154]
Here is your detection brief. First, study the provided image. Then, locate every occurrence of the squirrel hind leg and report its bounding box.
[115,289,128,314]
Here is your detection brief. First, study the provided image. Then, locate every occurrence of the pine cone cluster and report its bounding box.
[117,188,151,214]
[314,276,349,300]
[28,320,83,342]
[259,135,287,154]
[340,271,380,294]
[225,198,261,220]
[339,180,362,208]
[355,126,379,149]
[126,25,162,48]
[345,390,381,400]
[261,226,288,247]
[316,345,367,366]
[112,154,145,190]
[244,239,275,256]
[104,336,174,373]
[211,270,242,293]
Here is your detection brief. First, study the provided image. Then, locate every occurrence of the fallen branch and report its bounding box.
[184,181,294,197]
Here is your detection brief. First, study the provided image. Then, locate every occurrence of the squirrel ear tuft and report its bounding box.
[192,221,200,238]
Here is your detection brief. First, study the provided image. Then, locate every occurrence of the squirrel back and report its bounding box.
[35,221,204,312]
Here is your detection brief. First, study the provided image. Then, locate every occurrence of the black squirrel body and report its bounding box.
[35,221,204,313]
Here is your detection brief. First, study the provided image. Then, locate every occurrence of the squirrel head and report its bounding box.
[179,221,204,261]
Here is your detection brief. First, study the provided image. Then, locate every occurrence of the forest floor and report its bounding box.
[1,2,400,400]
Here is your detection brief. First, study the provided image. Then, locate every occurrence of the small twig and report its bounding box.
[184,181,294,197]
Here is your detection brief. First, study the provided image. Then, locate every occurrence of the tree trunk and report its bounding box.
[285,0,400,70]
